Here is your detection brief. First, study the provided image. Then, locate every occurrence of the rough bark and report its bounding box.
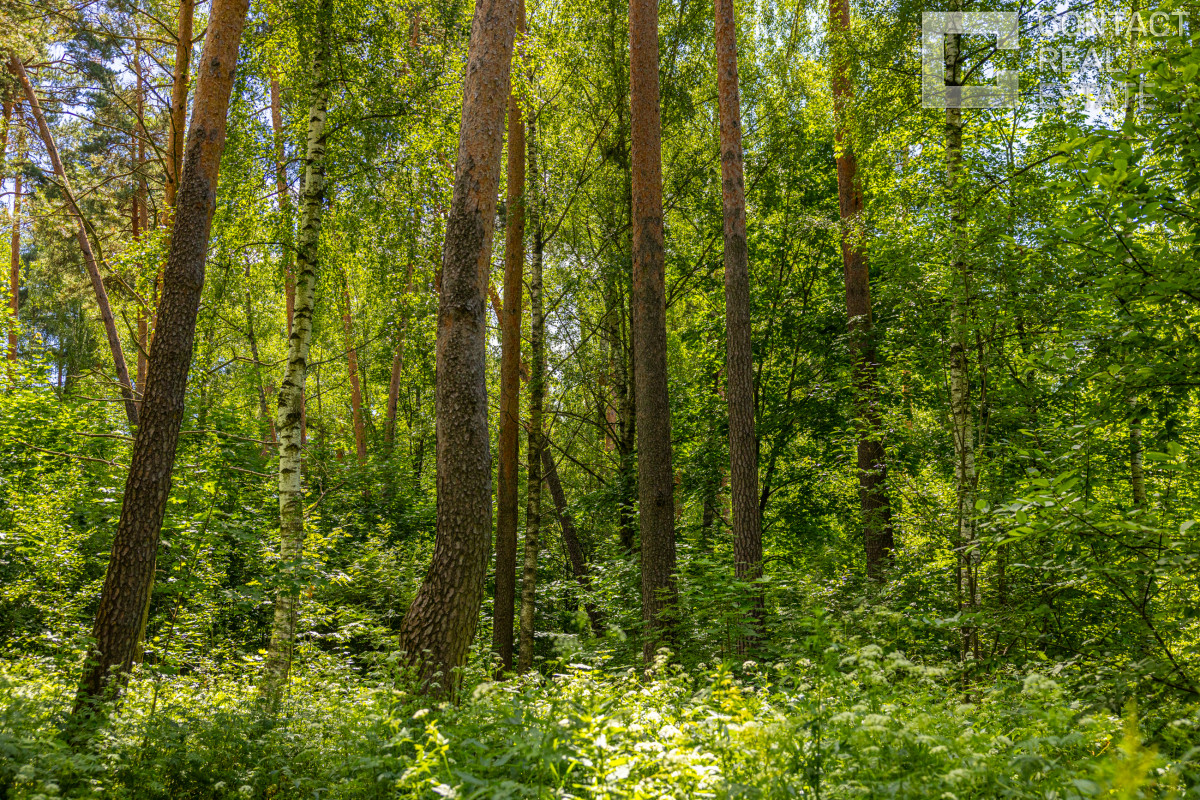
[518,114,543,674]
[542,447,604,635]
[396,0,517,694]
[629,0,678,667]
[134,36,149,400]
[10,56,139,429]
[829,0,893,580]
[261,9,331,706]
[493,0,526,674]
[715,0,764,647]
[74,0,249,709]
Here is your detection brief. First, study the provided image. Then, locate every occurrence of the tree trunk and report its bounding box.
[5,98,21,363]
[245,263,275,446]
[261,6,332,707]
[1130,400,1147,507]
[163,0,195,216]
[829,0,893,581]
[74,0,249,710]
[134,35,149,400]
[518,114,544,673]
[629,0,678,668]
[385,261,416,445]
[10,56,139,429]
[944,31,979,666]
[492,0,526,674]
[341,270,367,463]
[715,0,764,648]
[269,73,295,336]
[396,0,518,694]
[542,447,604,635]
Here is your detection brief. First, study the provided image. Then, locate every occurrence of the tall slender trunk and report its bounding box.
[542,447,604,635]
[518,115,544,673]
[245,262,275,446]
[396,0,518,694]
[10,56,139,429]
[493,0,526,674]
[629,0,678,667]
[261,6,332,706]
[386,261,416,445]
[74,0,249,710]
[340,270,367,463]
[6,99,21,363]
[164,0,195,216]
[944,30,979,665]
[269,74,295,335]
[829,0,892,580]
[714,0,763,648]
[134,35,149,399]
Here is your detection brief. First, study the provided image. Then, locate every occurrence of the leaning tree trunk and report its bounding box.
[261,8,332,707]
[163,0,195,217]
[10,56,139,429]
[542,447,605,635]
[943,29,979,666]
[714,0,764,649]
[74,0,249,710]
[492,0,526,674]
[518,115,544,674]
[396,0,518,694]
[629,0,679,668]
[829,0,893,580]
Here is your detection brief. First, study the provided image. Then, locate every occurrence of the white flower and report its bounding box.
[412,707,429,719]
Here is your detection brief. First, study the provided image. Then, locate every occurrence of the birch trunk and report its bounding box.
[261,7,331,705]
[5,99,21,363]
[493,0,526,673]
[10,56,139,429]
[75,0,249,709]
[518,113,543,673]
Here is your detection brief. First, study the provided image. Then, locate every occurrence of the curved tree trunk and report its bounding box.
[9,56,139,429]
[493,0,526,674]
[74,0,249,710]
[261,7,332,707]
[518,115,543,673]
[629,0,678,668]
[829,0,893,581]
[714,0,764,649]
[396,0,518,694]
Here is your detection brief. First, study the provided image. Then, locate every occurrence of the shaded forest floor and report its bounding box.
[3,643,1196,799]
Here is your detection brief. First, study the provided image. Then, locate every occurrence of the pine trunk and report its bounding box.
[10,56,139,429]
[261,11,332,706]
[493,0,526,674]
[518,115,544,673]
[74,0,249,709]
[396,0,518,694]
[629,0,678,667]
[715,0,764,648]
[829,0,893,580]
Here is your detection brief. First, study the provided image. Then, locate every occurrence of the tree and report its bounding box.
[518,110,544,673]
[9,56,139,428]
[713,0,763,646]
[397,0,519,693]
[75,0,250,708]
[262,0,333,705]
[629,0,678,667]
[4,95,21,364]
[492,0,525,673]
[828,0,892,580]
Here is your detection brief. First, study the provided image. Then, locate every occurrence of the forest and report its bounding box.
[0,0,1198,793]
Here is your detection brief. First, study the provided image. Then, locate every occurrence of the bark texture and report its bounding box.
[518,116,543,674]
[75,0,249,708]
[829,0,893,580]
[262,12,331,705]
[10,56,139,429]
[714,0,764,647]
[492,0,526,673]
[6,99,21,363]
[629,0,679,667]
[396,0,518,693]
